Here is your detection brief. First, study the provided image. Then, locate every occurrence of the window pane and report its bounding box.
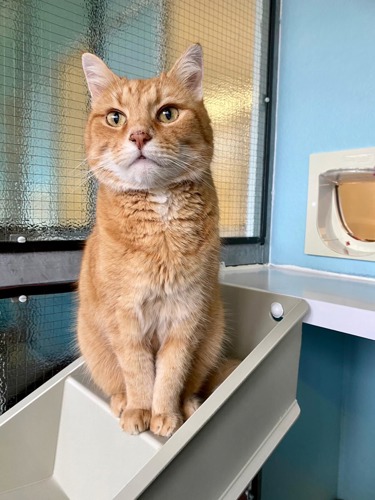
[0,288,77,414]
[0,0,270,242]
[165,0,270,238]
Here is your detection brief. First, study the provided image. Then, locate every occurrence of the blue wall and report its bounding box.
[271,0,375,277]
[263,325,375,500]
[262,325,344,500]
[337,333,375,499]
[264,1,375,497]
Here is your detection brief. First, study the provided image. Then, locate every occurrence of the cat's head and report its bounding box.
[82,44,213,192]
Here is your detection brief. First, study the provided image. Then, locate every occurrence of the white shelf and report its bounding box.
[221,264,375,341]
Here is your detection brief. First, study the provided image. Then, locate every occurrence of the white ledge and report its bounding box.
[221,264,375,341]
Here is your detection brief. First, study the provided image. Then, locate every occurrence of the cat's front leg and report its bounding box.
[118,339,154,434]
[115,313,155,435]
[151,322,197,437]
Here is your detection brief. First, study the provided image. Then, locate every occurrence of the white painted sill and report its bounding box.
[221,264,375,341]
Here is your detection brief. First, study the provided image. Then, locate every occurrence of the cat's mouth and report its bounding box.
[132,153,159,167]
[129,154,158,170]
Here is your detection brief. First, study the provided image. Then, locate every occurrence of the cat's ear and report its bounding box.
[82,53,118,100]
[168,44,204,100]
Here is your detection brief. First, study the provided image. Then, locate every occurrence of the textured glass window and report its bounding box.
[165,0,271,238]
[0,287,77,415]
[0,0,270,242]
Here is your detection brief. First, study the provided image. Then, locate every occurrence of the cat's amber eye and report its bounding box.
[157,106,179,123]
[106,111,127,127]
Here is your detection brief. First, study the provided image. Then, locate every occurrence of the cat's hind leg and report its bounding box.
[181,297,227,420]
[78,315,127,417]
[86,344,127,418]
[110,392,127,418]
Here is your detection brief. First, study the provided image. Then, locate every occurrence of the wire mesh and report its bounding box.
[0,288,77,415]
[0,0,270,241]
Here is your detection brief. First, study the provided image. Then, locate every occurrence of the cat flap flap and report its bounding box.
[82,53,119,100]
[167,44,204,100]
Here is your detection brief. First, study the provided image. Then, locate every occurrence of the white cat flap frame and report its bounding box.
[305,147,375,262]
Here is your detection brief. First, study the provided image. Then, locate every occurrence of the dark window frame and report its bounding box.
[0,0,280,269]
[221,0,279,266]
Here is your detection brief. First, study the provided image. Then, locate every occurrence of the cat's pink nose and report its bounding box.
[129,130,151,150]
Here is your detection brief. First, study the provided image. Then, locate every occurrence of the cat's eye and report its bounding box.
[157,106,179,123]
[106,111,127,127]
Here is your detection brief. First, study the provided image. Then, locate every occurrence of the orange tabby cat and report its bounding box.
[78,45,230,438]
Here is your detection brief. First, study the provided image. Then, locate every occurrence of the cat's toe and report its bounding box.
[182,395,201,420]
[110,393,127,418]
[150,412,183,437]
[120,409,151,435]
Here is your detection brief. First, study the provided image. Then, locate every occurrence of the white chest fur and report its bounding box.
[148,190,172,220]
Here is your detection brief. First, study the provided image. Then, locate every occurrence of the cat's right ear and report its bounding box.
[168,44,204,100]
[82,53,118,101]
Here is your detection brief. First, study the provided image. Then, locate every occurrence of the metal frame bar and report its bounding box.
[222,0,280,266]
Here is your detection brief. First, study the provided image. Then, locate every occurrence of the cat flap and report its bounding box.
[167,44,204,100]
[81,53,119,100]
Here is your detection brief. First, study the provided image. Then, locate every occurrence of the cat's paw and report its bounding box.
[150,412,183,437]
[182,395,201,420]
[110,393,127,418]
[120,409,151,435]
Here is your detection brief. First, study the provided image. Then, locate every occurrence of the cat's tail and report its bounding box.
[182,358,241,420]
[202,357,241,397]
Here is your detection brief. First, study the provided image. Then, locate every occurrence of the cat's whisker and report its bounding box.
[155,155,215,191]
[69,161,117,195]
[80,153,215,194]
[70,155,114,188]
[72,153,110,170]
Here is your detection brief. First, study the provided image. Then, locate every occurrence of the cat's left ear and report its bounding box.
[168,44,203,100]
[82,53,119,101]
